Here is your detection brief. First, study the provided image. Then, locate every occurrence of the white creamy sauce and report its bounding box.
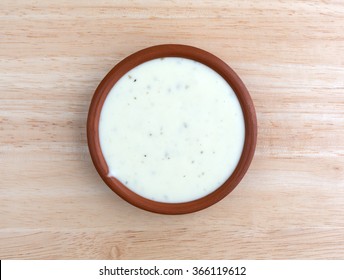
[99,57,245,203]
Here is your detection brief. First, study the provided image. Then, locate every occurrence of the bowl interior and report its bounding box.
[87,44,257,214]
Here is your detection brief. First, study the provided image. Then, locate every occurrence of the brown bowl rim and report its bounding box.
[87,44,257,214]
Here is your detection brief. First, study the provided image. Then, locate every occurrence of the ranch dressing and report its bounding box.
[99,57,245,203]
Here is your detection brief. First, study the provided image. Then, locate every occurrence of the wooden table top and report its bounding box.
[1,0,343,259]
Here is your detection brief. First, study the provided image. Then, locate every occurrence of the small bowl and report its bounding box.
[87,44,257,214]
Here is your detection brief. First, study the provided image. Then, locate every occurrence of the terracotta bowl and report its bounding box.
[87,44,257,214]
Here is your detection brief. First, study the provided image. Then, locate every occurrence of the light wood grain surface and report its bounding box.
[1,0,344,259]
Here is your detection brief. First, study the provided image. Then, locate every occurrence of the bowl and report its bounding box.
[87,44,257,214]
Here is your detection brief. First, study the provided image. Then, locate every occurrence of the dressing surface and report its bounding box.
[99,57,245,203]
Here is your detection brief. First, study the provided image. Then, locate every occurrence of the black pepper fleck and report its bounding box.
[133,79,137,82]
